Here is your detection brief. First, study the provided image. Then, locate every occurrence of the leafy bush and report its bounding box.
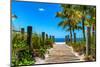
[12,32,35,66]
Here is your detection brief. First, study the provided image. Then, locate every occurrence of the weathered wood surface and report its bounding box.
[45,44,80,63]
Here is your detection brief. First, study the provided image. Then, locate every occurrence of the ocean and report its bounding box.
[55,38,65,42]
[55,38,83,42]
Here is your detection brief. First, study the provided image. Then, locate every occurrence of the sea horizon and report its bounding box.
[55,38,83,42]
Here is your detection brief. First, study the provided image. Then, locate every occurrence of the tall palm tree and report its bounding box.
[72,5,96,56]
[57,19,73,43]
[89,7,96,37]
[74,5,89,41]
[56,4,73,43]
[82,6,96,56]
[56,4,81,43]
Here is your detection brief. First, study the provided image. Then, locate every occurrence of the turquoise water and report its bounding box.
[55,38,83,42]
[55,38,65,42]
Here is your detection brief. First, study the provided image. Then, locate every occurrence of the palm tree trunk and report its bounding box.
[72,28,76,43]
[86,26,91,56]
[69,20,72,43]
[69,26,72,43]
[92,24,95,37]
[82,17,86,41]
[74,33,76,43]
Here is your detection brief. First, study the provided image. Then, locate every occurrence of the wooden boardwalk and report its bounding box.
[35,43,81,64]
[45,43,80,63]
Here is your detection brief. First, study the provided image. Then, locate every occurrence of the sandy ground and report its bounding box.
[35,43,84,64]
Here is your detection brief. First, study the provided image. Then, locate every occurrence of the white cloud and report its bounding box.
[38,8,45,11]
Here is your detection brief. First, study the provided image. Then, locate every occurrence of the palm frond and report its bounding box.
[58,20,69,29]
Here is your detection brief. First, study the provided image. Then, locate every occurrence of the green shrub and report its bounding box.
[12,31,54,66]
[12,32,35,66]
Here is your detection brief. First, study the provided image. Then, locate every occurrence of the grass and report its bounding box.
[67,41,86,55]
[67,38,96,61]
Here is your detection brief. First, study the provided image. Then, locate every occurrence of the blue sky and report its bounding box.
[12,0,83,38]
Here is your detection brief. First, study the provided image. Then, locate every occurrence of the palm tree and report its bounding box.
[72,23,82,43]
[56,4,73,43]
[57,19,73,43]
[81,6,96,56]
[56,4,81,43]
[73,5,90,41]
[56,4,96,57]
[71,5,96,56]
[89,7,96,37]
[75,5,96,41]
